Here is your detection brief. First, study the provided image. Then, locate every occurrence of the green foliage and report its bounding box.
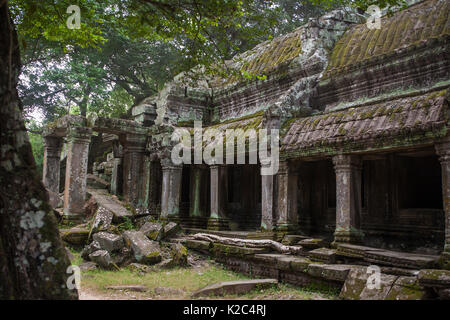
[28,132,44,176]
[118,217,135,232]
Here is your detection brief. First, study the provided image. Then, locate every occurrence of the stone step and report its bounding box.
[307,248,337,264]
[191,279,278,297]
[298,238,329,250]
[364,250,439,269]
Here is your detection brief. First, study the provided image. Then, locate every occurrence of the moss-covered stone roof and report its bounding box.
[281,89,449,158]
[324,0,450,79]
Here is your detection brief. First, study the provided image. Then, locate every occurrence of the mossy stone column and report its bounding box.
[436,141,450,269]
[276,161,298,231]
[208,164,229,230]
[189,165,207,227]
[332,154,364,245]
[121,134,147,210]
[160,158,182,222]
[42,136,62,193]
[261,161,274,231]
[63,126,92,220]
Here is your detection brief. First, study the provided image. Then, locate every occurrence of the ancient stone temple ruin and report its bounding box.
[43,0,450,273]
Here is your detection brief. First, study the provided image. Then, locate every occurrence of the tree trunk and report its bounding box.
[0,2,77,299]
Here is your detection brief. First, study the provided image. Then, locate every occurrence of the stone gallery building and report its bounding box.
[42,0,450,265]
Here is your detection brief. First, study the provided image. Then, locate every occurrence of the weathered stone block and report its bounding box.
[170,243,188,266]
[163,221,181,239]
[185,239,211,252]
[289,257,313,273]
[364,250,439,269]
[385,276,425,300]
[93,232,124,253]
[307,264,356,282]
[60,227,89,245]
[79,261,98,271]
[89,250,113,269]
[308,248,337,263]
[418,269,450,288]
[212,244,267,258]
[298,238,328,250]
[81,240,101,260]
[281,235,309,245]
[139,222,163,241]
[339,267,397,300]
[123,230,162,265]
[90,206,114,233]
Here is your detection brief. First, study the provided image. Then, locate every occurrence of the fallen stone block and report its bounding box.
[163,222,181,239]
[112,247,133,267]
[139,222,163,241]
[90,206,114,233]
[89,250,113,269]
[105,285,147,292]
[81,240,102,261]
[86,189,132,222]
[128,263,153,273]
[79,261,98,271]
[93,232,124,253]
[60,227,89,245]
[251,253,287,265]
[123,230,162,265]
[191,279,278,297]
[289,257,313,273]
[308,248,337,263]
[170,243,188,266]
[385,276,425,300]
[418,269,450,288]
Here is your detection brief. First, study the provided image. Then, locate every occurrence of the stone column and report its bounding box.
[43,136,63,193]
[121,134,147,209]
[110,141,123,196]
[332,154,364,244]
[436,141,450,268]
[276,161,298,231]
[208,165,229,230]
[63,126,92,220]
[261,161,274,231]
[160,158,182,221]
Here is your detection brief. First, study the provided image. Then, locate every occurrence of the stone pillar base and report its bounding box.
[439,251,450,270]
[207,218,229,231]
[332,228,364,247]
[275,223,299,232]
[183,216,208,229]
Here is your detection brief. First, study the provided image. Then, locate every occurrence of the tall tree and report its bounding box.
[0,1,77,299]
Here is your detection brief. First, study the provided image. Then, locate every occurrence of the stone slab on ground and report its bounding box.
[60,227,89,245]
[186,239,212,252]
[308,248,337,263]
[191,279,278,297]
[418,269,450,288]
[364,250,440,269]
[105,285,147,292]
[93,232,124,253]
[123,230,162,265]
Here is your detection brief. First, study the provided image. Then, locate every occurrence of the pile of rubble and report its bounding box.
[60,188,189,271]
